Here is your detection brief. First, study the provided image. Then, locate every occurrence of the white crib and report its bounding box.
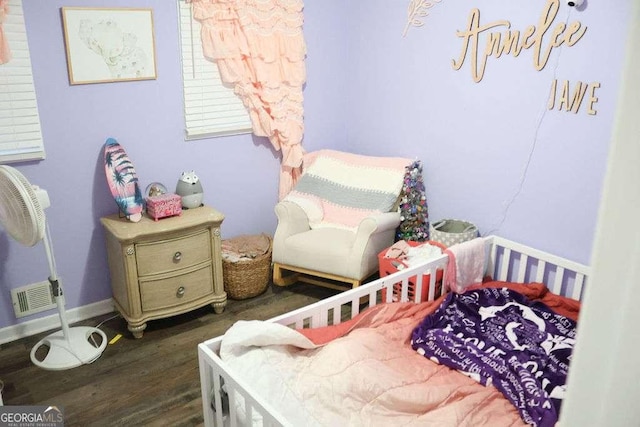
[197,235,590,426]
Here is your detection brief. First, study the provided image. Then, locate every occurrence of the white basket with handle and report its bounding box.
[429,219,479,247]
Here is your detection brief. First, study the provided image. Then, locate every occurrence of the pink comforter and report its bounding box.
[220,282,579,426]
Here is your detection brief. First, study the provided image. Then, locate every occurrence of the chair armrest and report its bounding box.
[346,211,401,278]
[357,211,401,237]
[273,201,312,263]
[274,201,311,237]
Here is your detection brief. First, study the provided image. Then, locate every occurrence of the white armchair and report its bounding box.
[271,150,412,290]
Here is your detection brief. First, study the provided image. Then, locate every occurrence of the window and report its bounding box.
[177,1,252,139]
[0,0,45,163]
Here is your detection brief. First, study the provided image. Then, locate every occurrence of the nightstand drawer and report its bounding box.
[136,229,211,276]
[139,265,214,311]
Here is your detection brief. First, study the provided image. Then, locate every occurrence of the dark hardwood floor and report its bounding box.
[0,282,339,426]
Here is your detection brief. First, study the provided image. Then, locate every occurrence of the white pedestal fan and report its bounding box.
[0,165,107,370]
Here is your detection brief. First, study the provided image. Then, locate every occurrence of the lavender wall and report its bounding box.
[0,1,630,330]
[343,0,630,263]
[0,0,346,330]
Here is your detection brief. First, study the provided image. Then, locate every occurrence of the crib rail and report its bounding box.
[269,254,449,329]
[198,341,290,427]
[199,235,590,426]
[486,236,590,301]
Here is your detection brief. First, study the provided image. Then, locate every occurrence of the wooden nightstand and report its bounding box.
[100,206,226,338]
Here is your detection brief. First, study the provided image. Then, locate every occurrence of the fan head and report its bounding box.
[0,165,46,247]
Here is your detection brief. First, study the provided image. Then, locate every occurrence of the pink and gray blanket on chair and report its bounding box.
[284,150,413,231]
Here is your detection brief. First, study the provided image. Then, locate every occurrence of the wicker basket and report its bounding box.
[222,235,272,300]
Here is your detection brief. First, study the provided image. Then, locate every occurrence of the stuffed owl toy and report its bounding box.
[175,171,204,209]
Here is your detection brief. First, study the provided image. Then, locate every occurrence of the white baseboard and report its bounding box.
[0,298,115,345]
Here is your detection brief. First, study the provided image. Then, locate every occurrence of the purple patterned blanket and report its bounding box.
[411,287,577,427]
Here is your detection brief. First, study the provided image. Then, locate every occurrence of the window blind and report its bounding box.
[0,0,44,163]
[178,1,252,139]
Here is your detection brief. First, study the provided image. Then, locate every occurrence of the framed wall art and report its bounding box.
[61,7,157,85]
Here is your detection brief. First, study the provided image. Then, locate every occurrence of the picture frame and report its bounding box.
[61,7,157,85]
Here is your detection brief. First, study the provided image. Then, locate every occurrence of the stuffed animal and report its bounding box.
[175,171,204,209]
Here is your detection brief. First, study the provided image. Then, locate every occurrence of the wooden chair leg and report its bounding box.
[274,262,371,291]
[273,263,299,287]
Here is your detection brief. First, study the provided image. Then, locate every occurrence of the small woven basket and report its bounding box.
[222,235,272,300]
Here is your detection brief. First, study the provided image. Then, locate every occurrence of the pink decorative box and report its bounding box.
[146,193,182,221]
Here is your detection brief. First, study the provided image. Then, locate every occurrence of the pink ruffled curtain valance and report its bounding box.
[0,0,11,64]
[189,0,307,199]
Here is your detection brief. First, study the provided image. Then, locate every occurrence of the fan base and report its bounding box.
[30,326,108,371]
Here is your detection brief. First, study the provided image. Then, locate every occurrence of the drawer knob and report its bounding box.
[173,252,182,262]
[176,286,185,298]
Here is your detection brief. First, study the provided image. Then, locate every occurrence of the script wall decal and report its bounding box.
[451,0,599,115]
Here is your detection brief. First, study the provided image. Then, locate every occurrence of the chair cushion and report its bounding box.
[275,228,362,279]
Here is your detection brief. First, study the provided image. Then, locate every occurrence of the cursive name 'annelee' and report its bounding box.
[452,0,587,82]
